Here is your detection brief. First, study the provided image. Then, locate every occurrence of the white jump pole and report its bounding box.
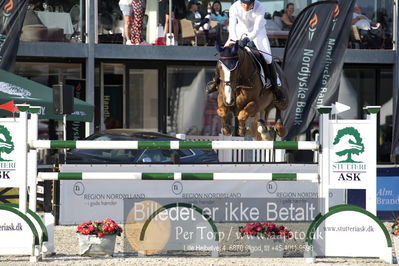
[15,104,29,214]
[28,107,40,212]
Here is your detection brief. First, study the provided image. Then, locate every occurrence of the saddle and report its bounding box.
[244,46,272,93]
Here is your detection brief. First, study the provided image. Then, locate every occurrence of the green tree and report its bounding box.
[333,127,364,163]
[0,125,14,162]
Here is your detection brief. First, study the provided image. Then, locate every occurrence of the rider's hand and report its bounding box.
[247,41,255,48]
[238,37,250,48]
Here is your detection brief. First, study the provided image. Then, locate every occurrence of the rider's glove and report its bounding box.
[238,37,250,48]
[247,41,256,48]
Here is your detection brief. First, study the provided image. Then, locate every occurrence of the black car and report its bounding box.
[65,129,219,164]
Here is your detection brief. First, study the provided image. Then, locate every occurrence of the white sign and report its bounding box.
[0,119,24,188]
[59,179,345,225]
[0,208,36,255]
[311,205,391,262]
[329,121,376,189]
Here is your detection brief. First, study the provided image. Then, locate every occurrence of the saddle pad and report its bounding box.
[245,47,268,88]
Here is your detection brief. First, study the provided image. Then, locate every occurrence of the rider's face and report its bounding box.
[241,2,254,11]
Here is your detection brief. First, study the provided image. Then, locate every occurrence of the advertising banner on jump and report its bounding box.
[0,118,23,188]
[0,0,28,71]
[328,121,376,189]
[59,178,345,225]
[281,0,356,139]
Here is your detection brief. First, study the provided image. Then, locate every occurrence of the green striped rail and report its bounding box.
[37,172,319,182]
[30,140,318,150]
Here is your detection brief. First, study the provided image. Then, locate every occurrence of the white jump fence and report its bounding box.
[0,104,393,263]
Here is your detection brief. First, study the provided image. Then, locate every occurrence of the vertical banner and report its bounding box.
[66,79,86,140]
[0,0,28,71]
[281,0,356,139]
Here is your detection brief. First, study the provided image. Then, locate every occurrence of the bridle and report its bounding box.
[218,55,240,88]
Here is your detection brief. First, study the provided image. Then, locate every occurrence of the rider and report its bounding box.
[206,0,286,105]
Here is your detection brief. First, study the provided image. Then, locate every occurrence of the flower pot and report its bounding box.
[246,237,284,258]
[78,234,116,257]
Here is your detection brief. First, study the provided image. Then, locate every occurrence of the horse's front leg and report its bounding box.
[217,94,233,136]
[237,101,257,136]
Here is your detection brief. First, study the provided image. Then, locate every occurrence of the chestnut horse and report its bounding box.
[216,42,288,140]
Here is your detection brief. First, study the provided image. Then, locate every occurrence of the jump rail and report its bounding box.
[38,172,319,182]
[30,140,319,151]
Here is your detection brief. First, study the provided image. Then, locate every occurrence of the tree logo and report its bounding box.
[0,125,14,161]
[333,127,364,163]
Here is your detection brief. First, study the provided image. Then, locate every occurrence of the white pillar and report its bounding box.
[318,106,332,215]
[19,111,28,213]
[363,106,380,215]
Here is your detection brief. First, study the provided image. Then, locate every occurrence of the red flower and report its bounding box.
[239,221,291,239]
[77,218,123,237]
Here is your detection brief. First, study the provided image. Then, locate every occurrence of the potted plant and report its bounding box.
[239,222,292,257]
[77,218,123,257]
[392,219,399,262]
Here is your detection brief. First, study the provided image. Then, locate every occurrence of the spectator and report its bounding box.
[352,2,383,49]
[265,11,282,31]
[272,10,283,30]
[210,1,228,28]
[119,0,133,45]
[160,0,186,45]
[281,3,295,31]
[352,2,379,30]
[186,0,212,45]
[130,0,146,45]
[210,0,229,44]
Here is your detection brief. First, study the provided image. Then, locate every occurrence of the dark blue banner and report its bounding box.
[0,0,28,71]
[281,0,356,139]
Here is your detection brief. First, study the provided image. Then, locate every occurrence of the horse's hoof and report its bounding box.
[222,128,232,136]
[238,126,246,137]
[275,122,287,137]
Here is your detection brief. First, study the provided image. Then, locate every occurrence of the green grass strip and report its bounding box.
[50,140,76,149]
[272,173,297,181]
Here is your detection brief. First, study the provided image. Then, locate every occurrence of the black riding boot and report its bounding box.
[206,68,220,94]
[268,62,286,105]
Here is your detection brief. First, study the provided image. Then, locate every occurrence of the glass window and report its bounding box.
[22,0,83,43]
[167,66,220,136]
[103,64,124,129]
[14,62,82,85]
[350,0,393,49]
[128,69,158,131]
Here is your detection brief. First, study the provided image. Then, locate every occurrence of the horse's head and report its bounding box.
[216,42,240,106]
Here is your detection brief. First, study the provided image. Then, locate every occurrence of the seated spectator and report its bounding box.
[160,0,186,45]
[186,0,211,45]
[281,3,295,31]
[210,1,228,28]
[265,11,282,31]
[352,2,379,30]
[272,10,283,30]
[210,0,228,44]
[352,2,383,49]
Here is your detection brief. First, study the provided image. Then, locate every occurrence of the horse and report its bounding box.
[215,41,288,140]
